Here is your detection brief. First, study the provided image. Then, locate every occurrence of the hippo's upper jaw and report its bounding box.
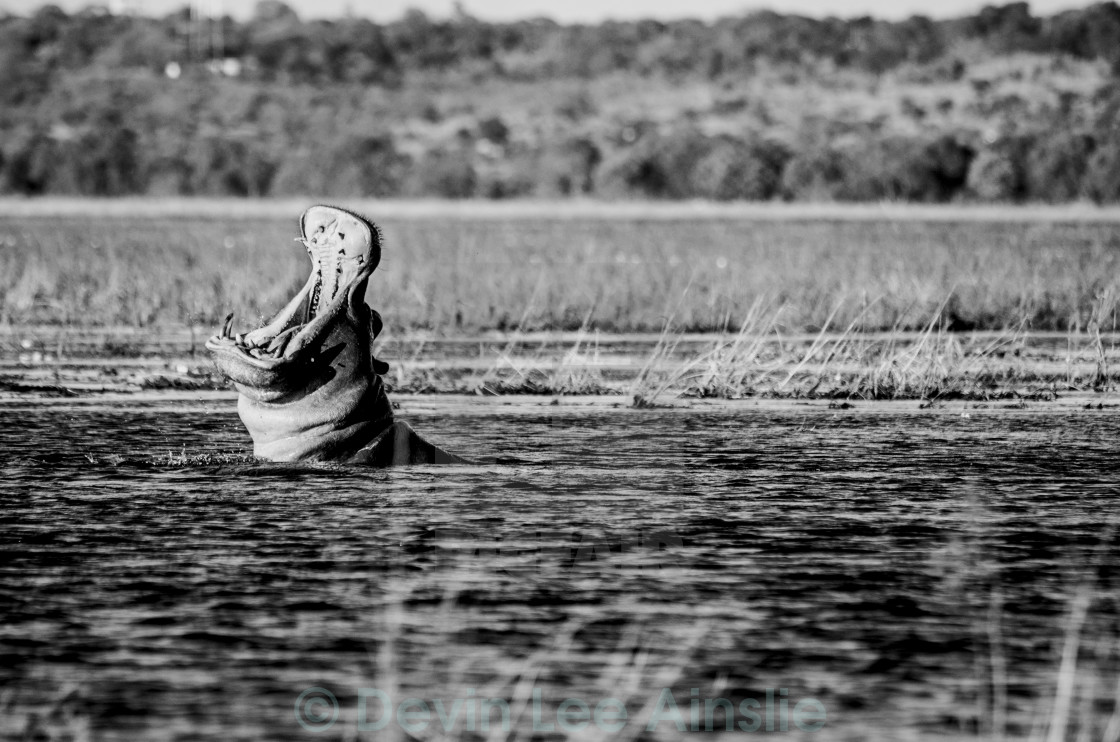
[300,206,381,321]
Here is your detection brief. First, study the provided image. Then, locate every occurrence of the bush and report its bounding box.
[408,149,478,199]
[781,135,972,202]
[780,146,848,201]
[533,137,602,196]
[598,129,789,200]
[3,121,145,196]
[1044,2,1120,72]
[922,135,975,200]
[184,137,277,196]
[966,136,1034,201]
[691,136,791,200]
[1085,133,1120,203]
[271,134,408,197]
[870,135,978,202]
[1023,130,1095,202]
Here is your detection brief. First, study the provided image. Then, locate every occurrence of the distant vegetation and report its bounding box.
[2,1,1120,202]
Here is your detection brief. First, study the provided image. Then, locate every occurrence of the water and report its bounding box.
[2,396,1119,741]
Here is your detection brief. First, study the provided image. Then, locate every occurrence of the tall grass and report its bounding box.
[625,297,1115,406]
[337,570,714,742]
[2,214,1120,334]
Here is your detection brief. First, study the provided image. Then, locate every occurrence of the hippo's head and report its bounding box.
[206,206,394,461]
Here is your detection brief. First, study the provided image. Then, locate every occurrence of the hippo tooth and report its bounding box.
[267,329,292,355]
[222,313,235,338]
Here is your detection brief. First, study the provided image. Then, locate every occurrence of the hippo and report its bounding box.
[206,205,464,465]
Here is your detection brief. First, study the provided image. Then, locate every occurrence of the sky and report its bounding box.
[0,0,1098,22]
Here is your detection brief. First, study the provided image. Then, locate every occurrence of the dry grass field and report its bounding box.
[1,199,1118,401]
[2,199,1120,333]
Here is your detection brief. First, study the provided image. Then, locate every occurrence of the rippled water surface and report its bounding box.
[3,397,1120,741]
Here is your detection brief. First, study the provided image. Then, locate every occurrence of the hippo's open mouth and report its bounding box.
[206,205,382,368]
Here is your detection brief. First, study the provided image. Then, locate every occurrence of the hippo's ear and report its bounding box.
[367,308,389,375]
[369,308,384,339]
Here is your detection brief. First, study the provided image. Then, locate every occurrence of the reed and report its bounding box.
[621,298,1087,405]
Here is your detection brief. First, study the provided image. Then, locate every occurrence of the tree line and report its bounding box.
[2,1,1119,202]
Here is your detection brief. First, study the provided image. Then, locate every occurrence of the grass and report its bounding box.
[6,339,1116,407]
[1,203,1118,402]
[2,321,1116,402]
[337,573,715,742]
[9,552,1119,742]
[2,207,1120,335]
[368,556,1120,742]
[624,296,1117,405]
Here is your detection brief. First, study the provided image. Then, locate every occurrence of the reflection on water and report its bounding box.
[2,398,1119,741]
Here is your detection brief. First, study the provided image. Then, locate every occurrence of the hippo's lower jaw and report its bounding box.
[206,330,302,401]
